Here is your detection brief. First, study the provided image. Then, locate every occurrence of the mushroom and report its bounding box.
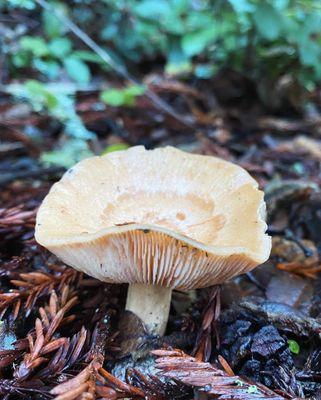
[35,146,271,336]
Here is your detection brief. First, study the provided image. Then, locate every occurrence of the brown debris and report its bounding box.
[279,136,321,161]
[0,205,37,228]
[271,236,321,279]
[50,361,145,400]
[277,262,321,279]
[1,37,321,398]
[193,286,221,362]
[0,266,80,319]
[14,290,78,379]
[218,354,235,377]
[153,349,288,399]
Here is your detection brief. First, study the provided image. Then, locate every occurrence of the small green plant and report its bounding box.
[247,385,259,394]
[288,339,300,355]
[5,0,321,89]
[15,35,97,83]
[5,0,36,9]
[93,0,321,87]
[10,79,93,139]
[101,143,130,154]
[7,80,94,167]
[100,85,145,107]
[4,0,321,170]
[6,1,103,83]
[41,139,93,168]
[235,380,259,394]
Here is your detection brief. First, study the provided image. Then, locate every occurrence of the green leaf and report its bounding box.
[134,0,171,20]
[165,61,192,75]
[24,80,58,110]
[274,0,289,11]
[228,0,254,13]
[41,139,93,168]
[100,89,126,106]
[100,24,118,40]
[302,14,321,35]
[42,2,67,38]
[298,41,320,67]
[124,85,146,97]
[63,57,91,84]
[182,27,217,57]
[165,38,192,75]
[72,50,104,64]
[100,85,145,107]
[288,339,300,354]
[20,36,49,57]
[49,38,72,58]
[24,80,45,95]
[167,38,186,63]
[253,3,283,40]
[6,0,35,9]
[186,12,214,31]
[33,59,60,79]
[12,52,30,68]
[101,143,130,155]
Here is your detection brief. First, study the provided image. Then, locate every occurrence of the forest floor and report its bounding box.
[1,68,321,399]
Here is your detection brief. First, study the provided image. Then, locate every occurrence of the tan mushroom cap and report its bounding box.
[35,146,271,290]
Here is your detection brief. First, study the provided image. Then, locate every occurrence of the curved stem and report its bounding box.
[125,284,172,336]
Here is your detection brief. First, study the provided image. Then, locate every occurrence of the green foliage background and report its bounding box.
[2,0,321,165]
[4,0,321,86]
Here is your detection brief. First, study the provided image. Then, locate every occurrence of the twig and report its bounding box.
[153,349,289,400]
[0,123,40,155]
[34,0,195,129]
[0,167,65,187]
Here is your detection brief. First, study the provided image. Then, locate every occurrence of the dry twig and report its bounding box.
[153,349,288,400]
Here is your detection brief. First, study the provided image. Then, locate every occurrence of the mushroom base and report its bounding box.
[125,283,172,336]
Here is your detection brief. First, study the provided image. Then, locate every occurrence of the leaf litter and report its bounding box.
[1,67,321,400]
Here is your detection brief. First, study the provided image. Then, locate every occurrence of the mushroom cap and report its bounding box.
[35,146,271,290]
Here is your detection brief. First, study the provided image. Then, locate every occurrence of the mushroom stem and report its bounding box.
[125,283,172,336]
